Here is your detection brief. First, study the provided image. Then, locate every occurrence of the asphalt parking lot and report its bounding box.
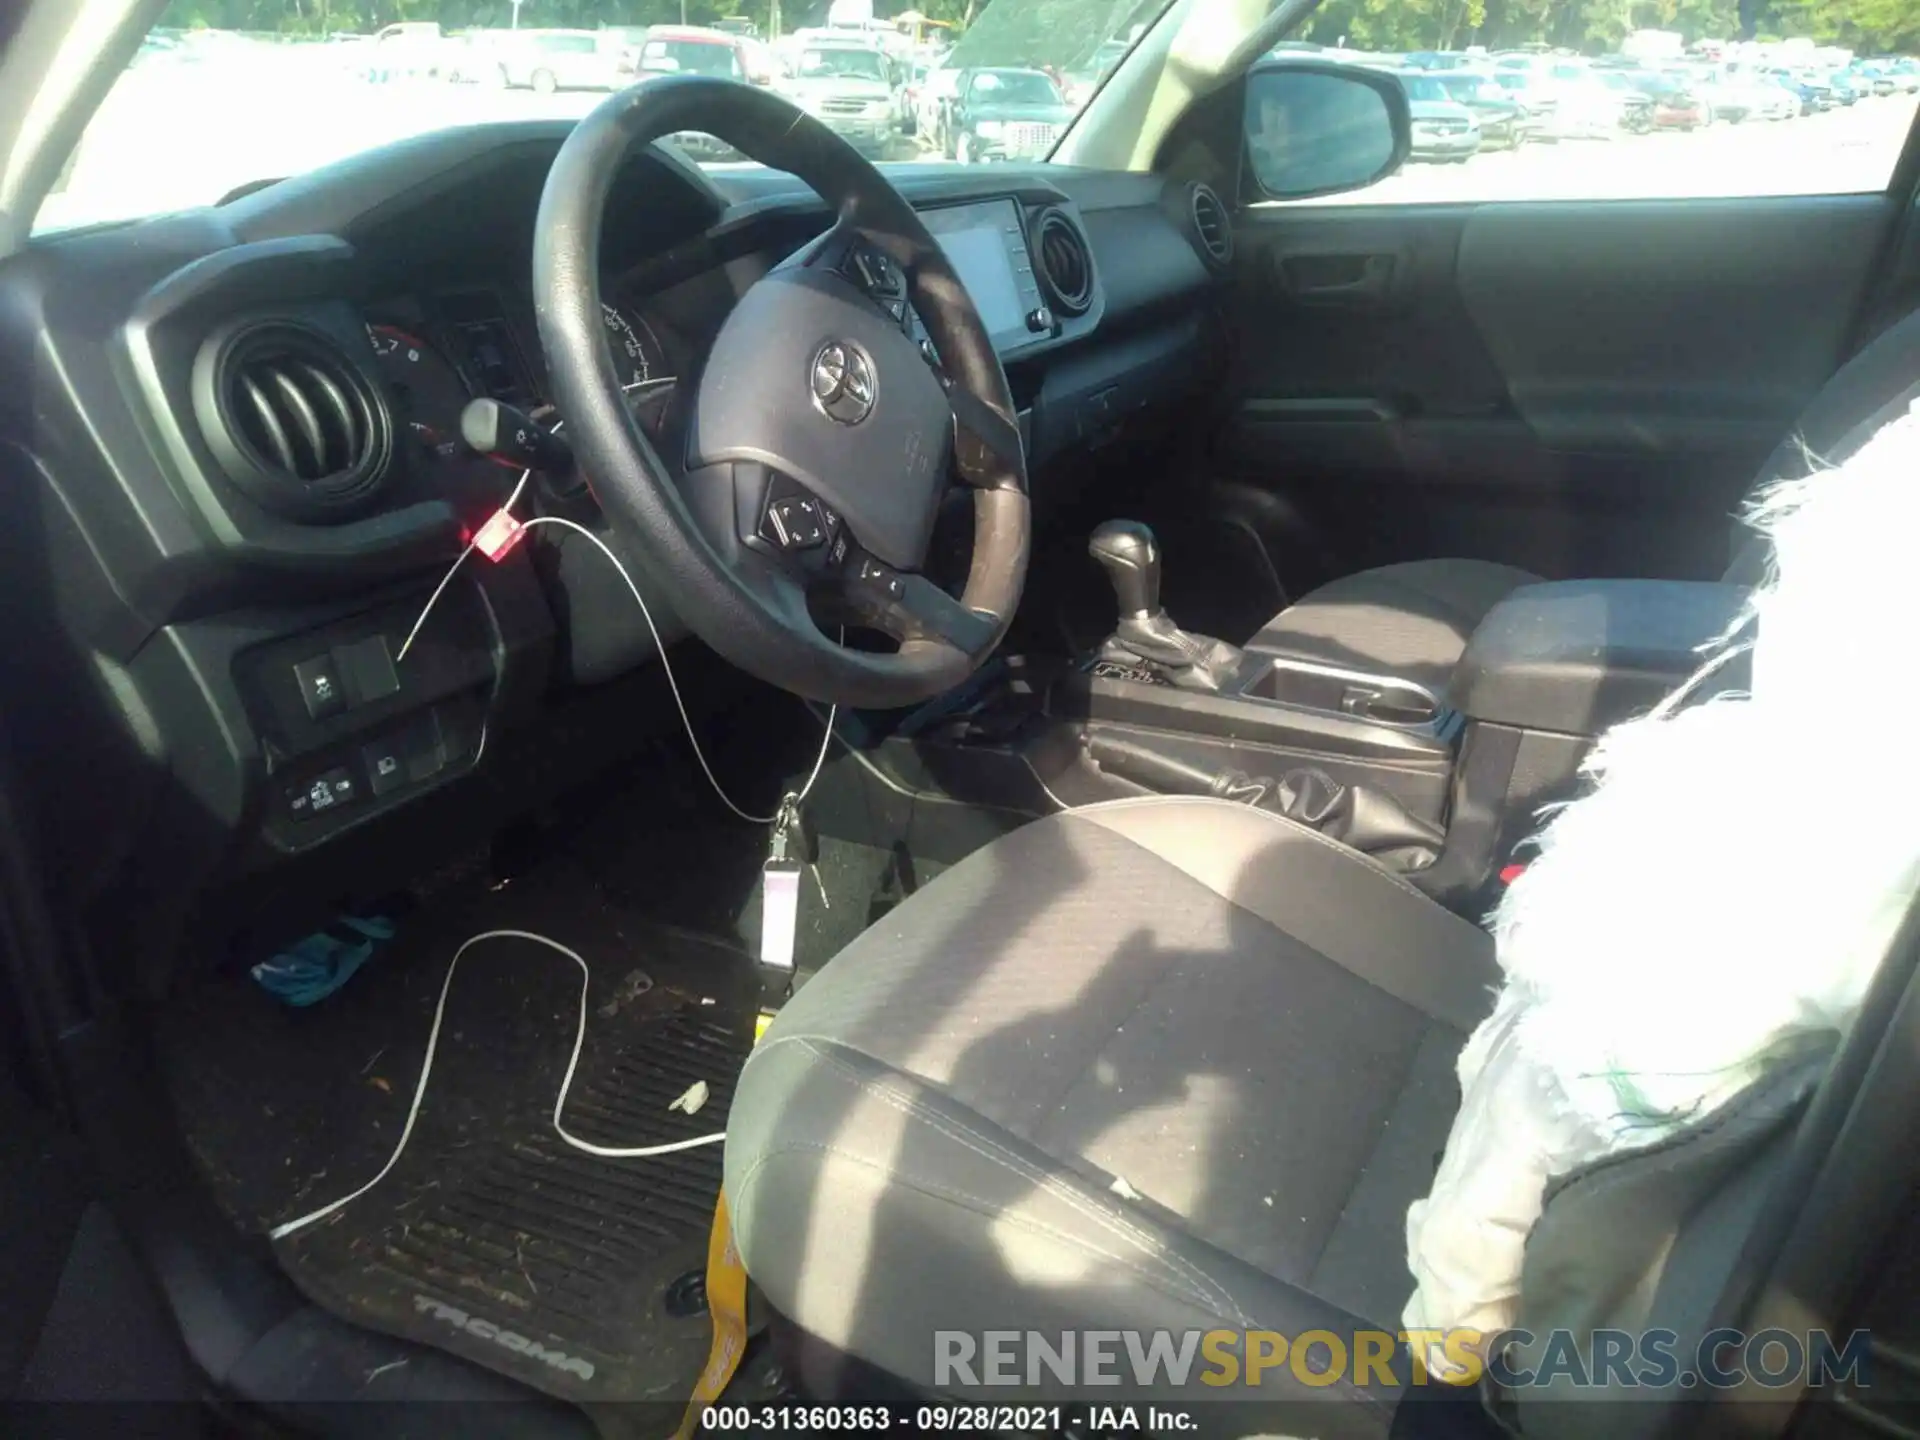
[35,55,1920,234]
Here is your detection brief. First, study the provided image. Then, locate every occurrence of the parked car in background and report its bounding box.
[493,29,624,92]
[1432,71,1530,148]
[1593,69,1660,132]
[1874,57,1920,92]
[942,67,1072,163]
[917,62,963,145]
[1383,71,1483,161]
[1766,68,1831,113]
[1540,73,1632,138]
[626,25,775,85]
[776,39,900,157]
[363,21,445,82]
[1674,64,1776,122]
[1850,63,1899,95]
[1485,69,1560,139]
[1741,71,1805,120]
[1629,70,1709,129]
[898,58,933,134]
[1493,56,1636,138]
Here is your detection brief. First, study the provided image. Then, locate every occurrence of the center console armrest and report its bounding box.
[1451,580,1751,737]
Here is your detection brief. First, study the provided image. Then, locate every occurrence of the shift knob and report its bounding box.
[1090,520,1162,618]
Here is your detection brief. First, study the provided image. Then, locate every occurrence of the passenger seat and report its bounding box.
[1249,306,1920,696]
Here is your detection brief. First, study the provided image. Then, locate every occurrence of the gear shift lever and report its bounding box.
[1089,520,1162,619]
[1088,520,1243,692]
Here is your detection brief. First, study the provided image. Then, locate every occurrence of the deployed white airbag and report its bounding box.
[1405,401,1920,1358]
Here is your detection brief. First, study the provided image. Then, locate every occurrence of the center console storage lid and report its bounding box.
[1451,579,1751,736]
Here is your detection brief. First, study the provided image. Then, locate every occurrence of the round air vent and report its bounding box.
[1190,183,1232,266]
[192,321,392,521]
[1031,208,1095,318]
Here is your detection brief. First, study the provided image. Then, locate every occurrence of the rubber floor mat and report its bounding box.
[167,914,759,1408]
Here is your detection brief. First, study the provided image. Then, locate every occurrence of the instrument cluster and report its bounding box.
[360,288,686,483]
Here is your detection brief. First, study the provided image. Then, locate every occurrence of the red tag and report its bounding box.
[473,509,524,561]
[1499,864,1527,885]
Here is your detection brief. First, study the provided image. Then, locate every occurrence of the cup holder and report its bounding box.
[1243,660,1442,727]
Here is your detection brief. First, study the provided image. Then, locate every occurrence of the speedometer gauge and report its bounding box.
[600,302,671,393]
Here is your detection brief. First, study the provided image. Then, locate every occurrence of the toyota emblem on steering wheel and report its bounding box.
[810,340,876,425]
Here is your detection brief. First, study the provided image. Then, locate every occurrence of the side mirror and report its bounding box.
[1242,61,1411,202]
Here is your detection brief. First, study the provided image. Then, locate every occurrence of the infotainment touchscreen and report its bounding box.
[918,200,1048,351]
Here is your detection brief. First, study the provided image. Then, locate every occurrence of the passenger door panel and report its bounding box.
[1218,194,1897,588]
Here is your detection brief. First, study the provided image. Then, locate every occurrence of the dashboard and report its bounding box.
[0,118,1229,988]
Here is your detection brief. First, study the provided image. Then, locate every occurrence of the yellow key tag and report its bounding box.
[676,1188,751,1439]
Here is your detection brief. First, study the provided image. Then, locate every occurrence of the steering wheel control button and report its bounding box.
[766,496,828,550]
[849,246,904,298]
[810,341,877,426]
[332,635,400,706]
[856,556,906,600]
[293,655,346,720]
[285,767,359,822]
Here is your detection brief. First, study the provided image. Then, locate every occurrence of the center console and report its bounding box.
[826,527,1754,916]
[1420,577,1751,900]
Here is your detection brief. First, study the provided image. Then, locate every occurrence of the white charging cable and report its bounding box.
[395,466,530,665]
[513,513,836,825]
[394,381,666,665]
[272,471,847,1238]
[393,409,836,824]
[269,928,726,1241]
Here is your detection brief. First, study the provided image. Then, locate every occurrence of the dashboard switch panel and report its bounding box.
[286,766,359,821]
[333,635,401,706]
[362,736,408,797]
[293,655,346,720]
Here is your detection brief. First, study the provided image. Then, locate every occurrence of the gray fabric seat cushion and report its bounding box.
[726,797,1497,1418]
[1251,558,1541,697]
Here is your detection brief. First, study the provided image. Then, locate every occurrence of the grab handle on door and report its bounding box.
[1278,252,1398,304]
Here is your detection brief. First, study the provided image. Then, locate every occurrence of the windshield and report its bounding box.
[1398,74,1447,102]
[36,0,1172,235]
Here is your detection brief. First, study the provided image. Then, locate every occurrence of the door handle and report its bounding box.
[1277,252,1398,304]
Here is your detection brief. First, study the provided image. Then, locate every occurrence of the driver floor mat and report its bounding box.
[165,916,759,1408]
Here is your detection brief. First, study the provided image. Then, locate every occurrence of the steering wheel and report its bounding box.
[532,76,1031,710]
